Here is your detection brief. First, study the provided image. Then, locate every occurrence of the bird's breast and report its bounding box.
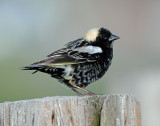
[70,56,112,87]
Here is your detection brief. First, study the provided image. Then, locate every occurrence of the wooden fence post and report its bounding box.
[0,95,141,126]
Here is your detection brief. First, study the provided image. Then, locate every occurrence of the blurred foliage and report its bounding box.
[0,1,160,125]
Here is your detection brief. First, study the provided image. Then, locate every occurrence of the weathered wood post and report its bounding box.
[0,95,141,126]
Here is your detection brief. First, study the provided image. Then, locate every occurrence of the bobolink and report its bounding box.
[22,28,119,95]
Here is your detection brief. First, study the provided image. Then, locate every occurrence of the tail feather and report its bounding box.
[21,65,50,74]
[21,65,48,70]
[22,65,65,77]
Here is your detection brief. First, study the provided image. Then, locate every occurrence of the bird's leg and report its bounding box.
[71,88,82,95]
[69,81,95,95]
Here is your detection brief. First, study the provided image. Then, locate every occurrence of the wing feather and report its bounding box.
[33,39,102,66]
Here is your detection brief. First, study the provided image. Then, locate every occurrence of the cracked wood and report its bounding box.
[0,95,141,126]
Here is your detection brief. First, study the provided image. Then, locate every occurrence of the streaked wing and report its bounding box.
[68,45,102,62]
[47,48,68,57]
[65,38,89,48]
[32,48,83,66]
[47,38,88,57]
[33,41,103,66]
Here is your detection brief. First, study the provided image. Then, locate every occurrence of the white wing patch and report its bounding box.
[74,46,103,54]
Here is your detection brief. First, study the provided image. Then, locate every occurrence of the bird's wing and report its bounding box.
[65,38,89,48]
[67,45,103,62]
[33,39,103,66]
[46,38,87,57]
[32,48,79,66]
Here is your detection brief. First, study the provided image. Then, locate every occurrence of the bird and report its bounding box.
[22,27,119,95]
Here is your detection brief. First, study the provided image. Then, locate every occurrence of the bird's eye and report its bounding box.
[104,36,108,40]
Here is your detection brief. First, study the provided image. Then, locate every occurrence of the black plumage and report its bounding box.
[22,27,119,95]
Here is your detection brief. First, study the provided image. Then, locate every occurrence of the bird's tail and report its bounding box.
[21,65,50,74]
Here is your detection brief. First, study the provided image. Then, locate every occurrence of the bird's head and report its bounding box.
[85,27,119,46]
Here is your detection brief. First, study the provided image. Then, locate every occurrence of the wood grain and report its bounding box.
[0,95,141,126]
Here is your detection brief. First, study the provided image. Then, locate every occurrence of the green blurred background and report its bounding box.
[0,0,160,125]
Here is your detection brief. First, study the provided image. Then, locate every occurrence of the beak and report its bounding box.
[109,34,120,41]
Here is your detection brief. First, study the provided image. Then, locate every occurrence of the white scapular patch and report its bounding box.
[85,28,99,41]
[74,46,103,54]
